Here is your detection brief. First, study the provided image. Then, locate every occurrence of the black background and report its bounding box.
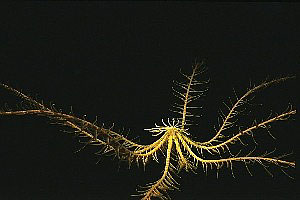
[0,2,298,200]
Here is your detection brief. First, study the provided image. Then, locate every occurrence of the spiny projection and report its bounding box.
[0,62,296,200]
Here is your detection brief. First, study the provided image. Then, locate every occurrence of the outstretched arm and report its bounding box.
[171,61,208,129]
[176,131,295,178]
[203,77,295,145]
[182,107,296,154]
[0,83,149,162]
[137,135,178,200]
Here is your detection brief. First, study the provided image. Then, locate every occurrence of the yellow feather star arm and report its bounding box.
[137,135,178,200]
[181,108,295,152]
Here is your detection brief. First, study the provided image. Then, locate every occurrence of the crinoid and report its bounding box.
[0,62,296,200]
